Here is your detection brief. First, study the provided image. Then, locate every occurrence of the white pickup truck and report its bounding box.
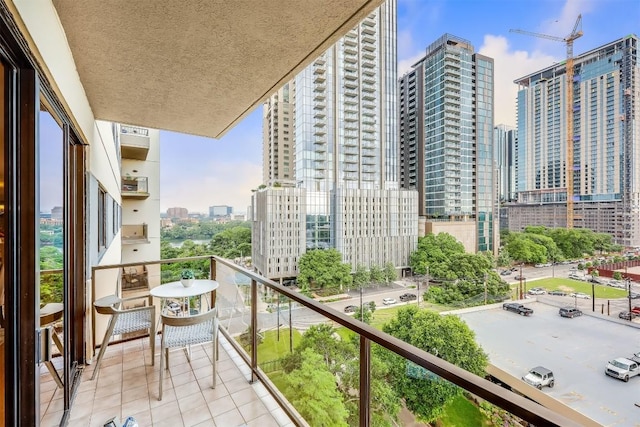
[605,357,640,382]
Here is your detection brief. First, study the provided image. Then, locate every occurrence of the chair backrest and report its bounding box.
[161,307,217,328]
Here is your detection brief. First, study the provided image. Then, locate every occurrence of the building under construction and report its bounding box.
[509,35,639,246]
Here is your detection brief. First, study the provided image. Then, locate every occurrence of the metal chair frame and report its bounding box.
[92,294,156,380]
[158,308,218,400]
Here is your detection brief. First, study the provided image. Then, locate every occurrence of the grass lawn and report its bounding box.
[256,328,302,362]
[436,395,491,427]
[516,277,628,299]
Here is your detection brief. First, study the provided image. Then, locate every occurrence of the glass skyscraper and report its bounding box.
[253,0,418,280]
[399,34,496,253]
[512,35,639,246]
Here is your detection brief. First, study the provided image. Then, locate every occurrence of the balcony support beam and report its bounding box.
[250,279,258,383]
[359,336,371,427]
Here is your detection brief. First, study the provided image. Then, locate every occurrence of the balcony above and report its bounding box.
[120,126,150,160]
[121,176,149,199]
[121,224,150,245]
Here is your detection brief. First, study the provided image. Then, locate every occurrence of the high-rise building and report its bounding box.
[253,0,418,280]
[399,34,497,253]
[209,205,233,218]
[511,35,639,246]
[494,124,517,203]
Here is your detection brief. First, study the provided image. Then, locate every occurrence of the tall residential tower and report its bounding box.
[253,0,418,280]
[399,34,497,253]
[508,35,639,245]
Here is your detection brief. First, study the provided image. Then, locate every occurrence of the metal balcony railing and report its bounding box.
[90,256,580,427]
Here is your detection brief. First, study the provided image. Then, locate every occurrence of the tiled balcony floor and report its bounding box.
[40,334,295,427]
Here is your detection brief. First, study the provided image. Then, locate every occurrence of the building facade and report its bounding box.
[167,207,188,219]
[253,0,418,280]
[399,34,497,253]
[513,35,639,245]
[209,205,233,218]
[494,124,517,203]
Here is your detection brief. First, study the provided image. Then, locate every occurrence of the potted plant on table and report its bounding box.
[180,269,195,288]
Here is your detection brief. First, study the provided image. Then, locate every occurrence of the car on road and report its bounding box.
[522,366,554,389]
[619,311,639,320]
[528,287,546,295]
[631,292,640,299]
[570,292,591,299]
[514,275,526,281]
[382,297,397,305]
[500,270,512,276]
[630,306,640,315]
[344,305,357,313]
[548,290,567,296]
[605,358,640,382]
[559,307,583,318]
[399,293,417,302]
[502,302,534,316]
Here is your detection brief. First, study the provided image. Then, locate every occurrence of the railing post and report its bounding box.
[359,336,371,427]
[251,279,258,383]
[210,257,217,307]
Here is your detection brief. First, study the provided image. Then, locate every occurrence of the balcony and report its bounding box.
[121,176,150,199]
[120,126,150,160]
[42,256,579,427]
[121,224,150,245]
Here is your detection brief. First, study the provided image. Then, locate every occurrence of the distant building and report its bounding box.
[167,207,188,219]
[231,213,247,221]
[399,34,497,253]
[494,124,517,203]
[209,205,232,218]
[51,206,63,220]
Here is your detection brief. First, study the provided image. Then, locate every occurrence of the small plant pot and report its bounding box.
[181,279,194,288]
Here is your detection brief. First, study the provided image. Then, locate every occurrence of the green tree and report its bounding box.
[354,305,373,324]
[353,264,370,289]
[370,265,384,284]
[380,307,488,423]
[297,249,353,293]
[282,324,399,426]
[496,247,512,267]
[410,233,465,277]
[613,271,623,280]
[282,348,349,426]
[383,262,397,283]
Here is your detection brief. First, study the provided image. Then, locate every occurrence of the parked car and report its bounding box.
[502,302,533,316]
[514,275,526,281]
[631,292,640,299]
[522,366,554,389]
[500,270,512,276]
[619,311,639,320]
[382,297,397,305]
[605,358,640,382]
[528,287,546,295]
[399,293,417,302]
[570,292,590,299]
[631,306,640,315]
[568,274,582,280]
[343,305,357,313]
[548,290,567,296]
[559,307,583,318]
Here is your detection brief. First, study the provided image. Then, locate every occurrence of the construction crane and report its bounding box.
[510,15,583,229]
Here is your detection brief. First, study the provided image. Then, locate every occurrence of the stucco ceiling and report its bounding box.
[51,0,383,139]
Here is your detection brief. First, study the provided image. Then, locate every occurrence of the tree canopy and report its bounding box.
[297,249,353,293]
[380,306,488,423]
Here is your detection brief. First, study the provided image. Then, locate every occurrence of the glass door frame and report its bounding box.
[1,9,87,427]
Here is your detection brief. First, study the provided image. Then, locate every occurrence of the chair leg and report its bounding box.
[159,340,164,401]
[165,348,169,370]
[91,318,117,381]
[149,319,155,367]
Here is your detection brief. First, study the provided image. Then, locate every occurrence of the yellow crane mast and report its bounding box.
[510,15,583,229]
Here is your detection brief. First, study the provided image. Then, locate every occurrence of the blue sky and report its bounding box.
[158,0,639,214]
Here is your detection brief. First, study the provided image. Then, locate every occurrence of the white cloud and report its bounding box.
[479,35,558,126]
[398,50,425,77]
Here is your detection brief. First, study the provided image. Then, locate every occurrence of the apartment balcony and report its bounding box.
[121,176,150,199]
[121,224,150,245]
[120,126,150,160]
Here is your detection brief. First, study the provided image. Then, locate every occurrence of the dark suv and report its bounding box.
[399,293,417,302]
[559,307,582,318]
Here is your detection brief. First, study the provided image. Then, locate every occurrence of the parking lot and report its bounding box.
[457,302,640,427]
